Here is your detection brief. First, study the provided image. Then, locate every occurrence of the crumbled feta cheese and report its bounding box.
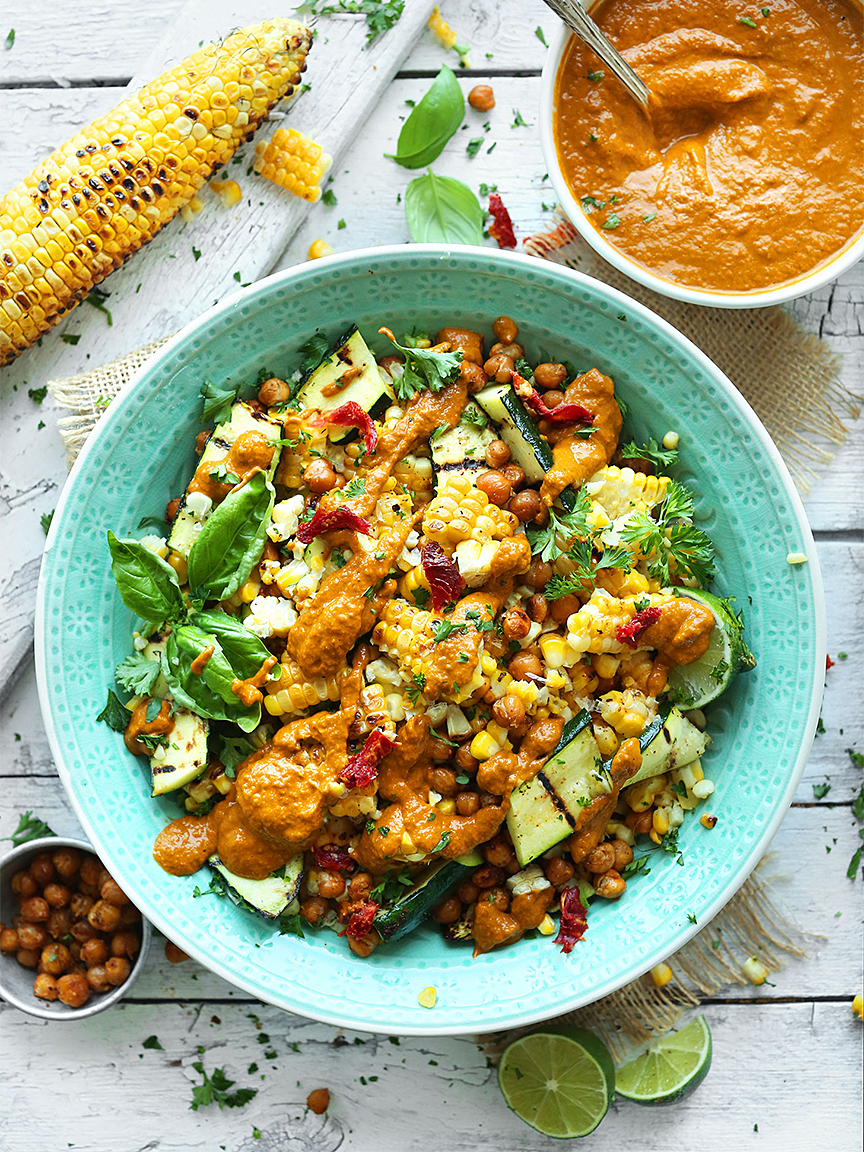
[185,491,213,518]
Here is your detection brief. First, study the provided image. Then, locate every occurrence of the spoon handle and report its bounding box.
[542,0,651,111]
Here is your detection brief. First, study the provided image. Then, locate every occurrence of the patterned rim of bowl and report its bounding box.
[35,245,825,1035]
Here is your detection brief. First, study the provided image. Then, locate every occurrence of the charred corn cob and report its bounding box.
[351,684,397,740]
[565,590,678,657]
[254,127,332,203]
[0,20,311,365]
[264,655,341,716]
[585,466,670,520]
[424,474,518,552]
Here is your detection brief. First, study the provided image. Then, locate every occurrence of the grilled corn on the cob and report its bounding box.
[0,19,311,365]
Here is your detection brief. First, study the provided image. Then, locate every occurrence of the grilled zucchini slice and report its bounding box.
[431,403,496,483]
[208,855,305,920]
[374,851,483,942]
[150,708,209,796]
[296,327,392,433]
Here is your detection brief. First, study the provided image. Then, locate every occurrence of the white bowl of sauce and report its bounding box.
[539,0,864,307]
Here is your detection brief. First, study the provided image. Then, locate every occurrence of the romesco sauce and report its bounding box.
[553,0,864,292]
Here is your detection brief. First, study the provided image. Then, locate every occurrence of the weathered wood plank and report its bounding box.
[1,776,860,1002]
[0,999,859,1151]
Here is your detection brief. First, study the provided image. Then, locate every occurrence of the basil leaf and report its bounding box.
[386,66,464,169]
[187,472,275,602]
[190,610,272,679]
[163,625,260,731]
[97,689,130,732]
[200,379,240,425]
[107,532,184,623]
[404,171,485,244]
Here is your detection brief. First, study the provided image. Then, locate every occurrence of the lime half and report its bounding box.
[498,1025,615,1138]
[615,1015,712,1105]
[665,589,756,709]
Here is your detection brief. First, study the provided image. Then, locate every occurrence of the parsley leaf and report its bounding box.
[619,437,679,469]
[40,510,54,535]
[190,1061,258,1110]
[406,672,426,705]
[812,781,831,800]
[297,330,333,377]
[342,475,367,499]
[411,586,430,609]
[142,1035,163,1050]
[659,827,685,865]
[2,811,55,848]
[96,689,130,733]
[620,479,715,587]
[461,405,488,428]
[380,331,463,400]
[432,620,467,645]
[620,854,651,878]
[199,379,240,426]
[115,652,162,696]
[321,188,337,206]
[299,1,404,45]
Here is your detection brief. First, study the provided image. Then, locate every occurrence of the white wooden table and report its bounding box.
[1,3,862,1149]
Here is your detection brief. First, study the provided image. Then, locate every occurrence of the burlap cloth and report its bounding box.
[47,220,851,1054]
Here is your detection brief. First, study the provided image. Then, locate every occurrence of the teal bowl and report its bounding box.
[35,246,825,1035]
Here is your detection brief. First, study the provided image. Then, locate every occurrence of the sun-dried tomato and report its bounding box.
[339,728,397,789]
[296,505,372,544]
[616,606,662,649]
[421,541,465,611]
[488,193,517,249]
[554,886,588,955]
[826,654,835,670]
[340,898,379,940]
[315,402,378,455]
[512,373,594,425]
[313,845,354,872]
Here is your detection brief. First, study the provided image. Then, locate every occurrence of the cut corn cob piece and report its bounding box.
[371,598,488,702]
[264,655,342,716]
[0,19,311,365]
[351,683,397,740]
[585,466,670,521]
[565,590,678,657]
[254,127,332,202]
[424,474,519,553]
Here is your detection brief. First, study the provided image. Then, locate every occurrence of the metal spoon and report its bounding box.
[541,0,651,111]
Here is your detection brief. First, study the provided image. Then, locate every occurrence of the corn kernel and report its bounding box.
[853,994,863,1020]
[470,731,501,761]
[652,808,670,835]
[240,577,260,603]
[700,813,718,829]
[400,832,416,854]
[537,914,556,936]
[418,986,437,1009]
[593,723,620,758]
[662,430,679,450]
[593,653,620,680]
[438,799,456,815]
[650,962,673,987]
[692,779,715,800]
[308,239,333,260]
[210,178,242,207]
[786,552,808,565]
[743,956,769,985]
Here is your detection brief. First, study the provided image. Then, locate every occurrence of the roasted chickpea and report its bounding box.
[585,843,616,874]
[17,922,48,950]
[468,84,495,112]
[527,559,553,589]
[493,316,518,345]
[485,887,510,911]
[484,837,515,869]
[545,856,575,887]
[57,971,91,1007]
[0,927,20,954]
[119,903,142,926]
[16,948,40,969]
[164,940,189,963]
[348,873,372,902]
[40,942,72,977]
[490,341,524,362]
[429,738,453,764]
[500,464,525,491]
[378,354,403,372]
[86,964,111,993]
[302,458,339,494]
[194,430,210,456]
[347,933,378,959]
[431,767,460,798]
[81,938,109,967]
[11,870,38,898]
[625,810,654,836]
[432,896,462,924]
[69,941,83,963]
[99,878,130,907]
[534,362,568,390]
[33,973,59,1001]
[46,908,74,939]
[88,900,122,933]
[79,857,102,887]
[457,881,480,904]
[306,1088,331,1115]
[454,745,479,775]
[502,607,531,641]
[105,956,132,986]
[476,470,512,507]
[483,353,515,383]
[480,790,500,809]
[541,389,565,409]
[508,489,543,523]
[69,893,94,920]
[611,840,634,870]
[492,695,527,729]
[316,870,346,900]
[29,853,55,886]
[51,848,80,880]
[460,360,489,394]
[473,864,504,890]
[19,897,49,923]
[484,439,511,469]
[43,883,71,908]
[111,931,141,960]
[257,376,291,406]
[526,593,549,623]
[551,593,580,624]
[70,918,97,944]
[166,495,182,522]
[455,792,481,817]
[594,869,626,899]
[508,652,543,681]
[300,897,329,926]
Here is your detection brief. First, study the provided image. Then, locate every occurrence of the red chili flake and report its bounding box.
[512,373,594,425]
[315,401,378,455]
[554,886,588,955]
[296,505,372,544]
[488,193,517,249]
[313,845,354,871]
[616,606,662,649]
[826,654,835,670]
[339,728,397,789]
[421,541,465,611]
[340,899,379,940]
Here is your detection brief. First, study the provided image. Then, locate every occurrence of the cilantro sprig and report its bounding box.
[378,327,463,400]
[528,486,632,597]
[2,811,56,848]
[115,651,162,696]
[620,479,716,587]
[190,1058,257,1111]
[619,437,679,470]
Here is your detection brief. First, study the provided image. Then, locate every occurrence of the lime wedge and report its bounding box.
[498,1025,615,1138]
[665,589,756,709]
[615,1015,712,1105]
